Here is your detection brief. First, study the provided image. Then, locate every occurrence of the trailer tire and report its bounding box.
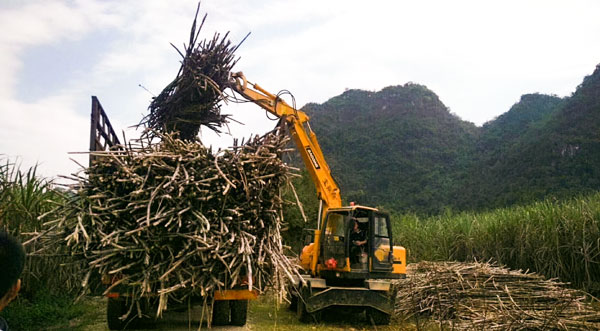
[107,298,155,330]
[366,307,391,325]
[107,298,126,330]
[212,300,230,326]
[230,300,248,326]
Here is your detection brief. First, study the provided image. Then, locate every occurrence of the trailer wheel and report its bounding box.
[366,307,391,325]
[107,298,126,330]
[107,298,154,330]
[212,300,230,326]
[230,300,248,326]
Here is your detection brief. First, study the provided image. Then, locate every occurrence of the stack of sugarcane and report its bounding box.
[139,5,246,140]
[45,127,298,317]
[395,261,600,330]
[38,5,302,320]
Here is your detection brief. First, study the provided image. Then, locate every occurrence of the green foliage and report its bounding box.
[0,159,80,309]
[1,289,87,331]
[0,159,60,234]
[451,93,564,210]
[392,193,600,294]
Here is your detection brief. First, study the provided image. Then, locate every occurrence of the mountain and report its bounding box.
[294,64,600,215]
[459,64,600,208]
[302,83,478,214]
[480,93,563,153]
[453,93,564,209]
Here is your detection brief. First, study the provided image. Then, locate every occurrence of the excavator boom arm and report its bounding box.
[230,72,342,218]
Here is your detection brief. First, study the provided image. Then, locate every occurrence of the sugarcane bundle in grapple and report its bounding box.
[139,5,246,140]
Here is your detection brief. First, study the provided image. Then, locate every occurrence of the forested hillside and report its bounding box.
[298,64,600,215]
[456,64,600,210]
[302,83,478,214]
[453,93,564,209]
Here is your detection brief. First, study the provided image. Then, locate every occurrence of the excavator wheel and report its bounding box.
[366,307,391,325]
[296,297,321,323]
[296,297,312,323]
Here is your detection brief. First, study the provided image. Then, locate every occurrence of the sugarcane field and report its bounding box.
[2,2,600,331]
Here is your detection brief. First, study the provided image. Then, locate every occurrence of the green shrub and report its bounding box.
[1,289,87,331]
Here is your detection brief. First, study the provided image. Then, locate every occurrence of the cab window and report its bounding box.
[374,216,388,237]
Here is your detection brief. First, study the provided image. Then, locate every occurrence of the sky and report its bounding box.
[1,0,599,181]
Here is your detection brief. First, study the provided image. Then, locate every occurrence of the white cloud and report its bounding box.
[1,0,600,179]
[0,94,88,179]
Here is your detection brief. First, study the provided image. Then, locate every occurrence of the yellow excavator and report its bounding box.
[230,72,407,325]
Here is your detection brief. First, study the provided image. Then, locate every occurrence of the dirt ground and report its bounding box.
[77,298,248,331]
[74,296,408,331]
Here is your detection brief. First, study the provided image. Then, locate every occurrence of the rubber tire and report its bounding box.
[366,307,391,325]
[296,298,321,323]
[230,300,248,326]
[296,297,310,323]
[212,300,230,326]
[107,298,126,330]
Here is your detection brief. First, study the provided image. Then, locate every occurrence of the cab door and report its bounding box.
[320,212,348,269]
[370,212,393,271]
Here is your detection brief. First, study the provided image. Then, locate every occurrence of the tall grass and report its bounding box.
[0,158,80,296]
[0,159,58,233]
[392,194,600,294]
[0,159,86,330]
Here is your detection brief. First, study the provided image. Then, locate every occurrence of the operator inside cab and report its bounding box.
[350,218,367,265]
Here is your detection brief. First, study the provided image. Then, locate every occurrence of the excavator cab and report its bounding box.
[293,206,401,324]
[319,206,395,281]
